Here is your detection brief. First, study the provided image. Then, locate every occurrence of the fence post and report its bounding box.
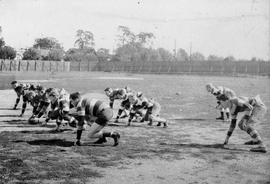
[0,60,2,71]
[189,62,192,74]
[34,60,37,71]
[18,60,21,71]
[9,60,12,71]
[42,61,44,71]
[26,61,29,71]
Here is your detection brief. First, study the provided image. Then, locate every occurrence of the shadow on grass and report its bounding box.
[19,128,74,134]
[26,139,74,147]
[21,139,112,147]
[170,118,209,121]
[0,114,20,117]
[159,142,249,152]
[0,108,17,110]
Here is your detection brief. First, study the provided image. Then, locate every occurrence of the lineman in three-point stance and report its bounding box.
[224,95,267,153]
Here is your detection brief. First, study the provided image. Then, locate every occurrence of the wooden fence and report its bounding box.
[1,59,269,76]
[0,59,70,72]
[92,60,270,76]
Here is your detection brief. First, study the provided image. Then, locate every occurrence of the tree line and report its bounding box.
[0,25,265,62]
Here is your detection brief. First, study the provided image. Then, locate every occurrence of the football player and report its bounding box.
[45,88,74,131]
[144,98,168,128]
[104,87,132,121]
[69,92,120,146]
[10,81,28,110]
[206,83,236,121]
[224,95,267,153]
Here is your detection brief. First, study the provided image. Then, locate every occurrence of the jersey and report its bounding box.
[108,88,127,101]
[215,86,236,101]
[73,97,109,117]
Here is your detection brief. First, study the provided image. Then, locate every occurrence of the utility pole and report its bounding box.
[174,39,177,61]
[189,42,192,62]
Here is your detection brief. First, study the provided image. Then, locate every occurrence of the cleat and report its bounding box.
[216,116,224,120]
[147,122,153,126]
[156,122,161,127]
[120,114,128,119]
[163,122,168,128]
[74,141,81,146]
[114,118,119,123]
[94,137,107,144]
[127,122,131,126]
[244,140,261,145]
[111,132,120,146]
[250,146,267,153]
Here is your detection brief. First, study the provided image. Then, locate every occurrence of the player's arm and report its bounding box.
[13,91,21,109]
[109,98,114,108]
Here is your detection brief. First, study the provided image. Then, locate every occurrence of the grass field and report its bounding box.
[0,72,270,184]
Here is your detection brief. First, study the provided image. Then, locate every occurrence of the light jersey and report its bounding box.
[228,96,257,115]
[215,86,236,101]
[75,97,109,117]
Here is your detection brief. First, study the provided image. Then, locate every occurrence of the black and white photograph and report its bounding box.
[0,0,269,183]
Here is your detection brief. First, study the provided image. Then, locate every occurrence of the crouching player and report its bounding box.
[28,87,50,124]
[19,89,37,117]
[206,83,236,121]
[144,98,168,128]
[46,88,75,131]
[126,92,148,126]
[10,81,29,110]
[69,92,120,146]
[104,87,132,122]
[224,95,267,153]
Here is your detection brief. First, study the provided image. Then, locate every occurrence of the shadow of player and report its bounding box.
[0,114,20,117]
[26,139,74,147]
[159,142,249,152]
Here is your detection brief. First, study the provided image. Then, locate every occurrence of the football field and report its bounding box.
[0,72,269,184]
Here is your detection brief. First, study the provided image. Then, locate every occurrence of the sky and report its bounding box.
[0,0,269,60]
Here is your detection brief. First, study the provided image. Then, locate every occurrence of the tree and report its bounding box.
[46,49,64,61]
[0,46,17,59]
[22,48,41,60]
[96,48,111,62]
[157,48,174,62]
[0,38,5,48]
[33,37,62,49]
[136,32,155,47]
[64,47,97,62]
[176,48,189,61]
[117,26,136,46]
[224,56,235,62]
[74,30,95,49]
[207,55,224,61]
[190,52,205,61]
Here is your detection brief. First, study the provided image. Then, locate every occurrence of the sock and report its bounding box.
[226,112,230,119]
[76,130,83,140]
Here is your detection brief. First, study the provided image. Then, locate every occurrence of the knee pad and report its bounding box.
[238,119,246,131]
